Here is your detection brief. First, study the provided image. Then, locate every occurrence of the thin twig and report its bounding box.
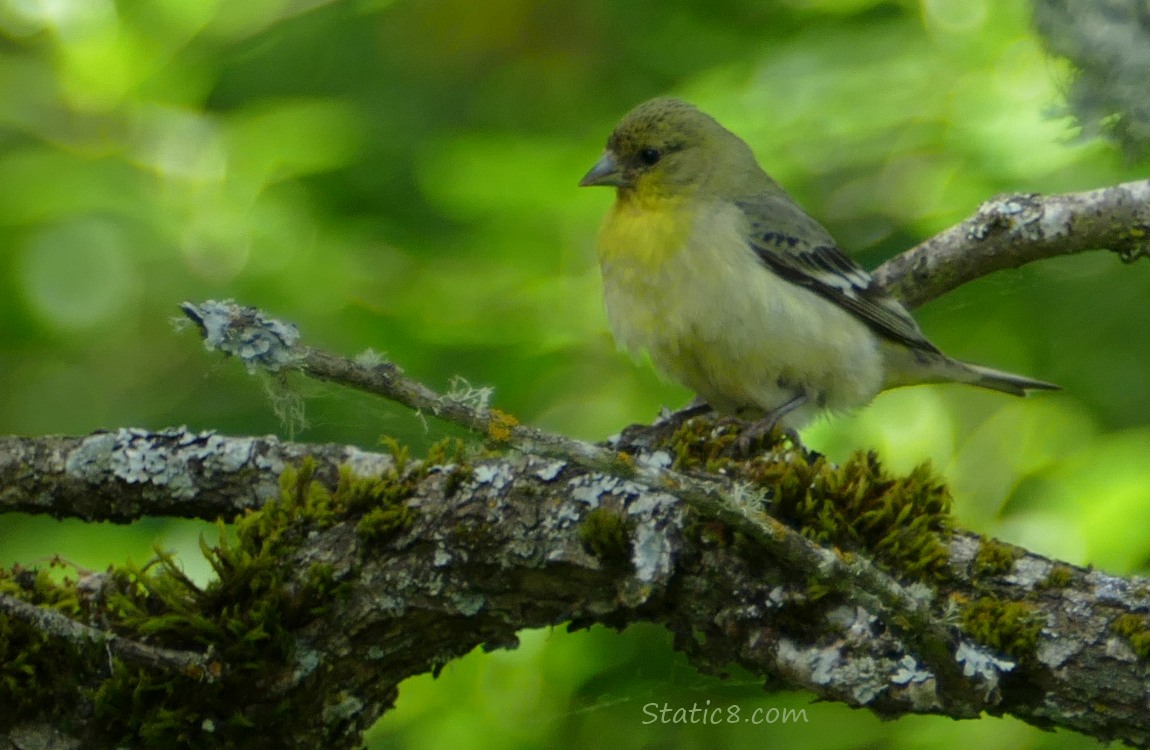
[0,592,218,680]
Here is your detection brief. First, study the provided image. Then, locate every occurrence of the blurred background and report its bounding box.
[1,0,1147,747]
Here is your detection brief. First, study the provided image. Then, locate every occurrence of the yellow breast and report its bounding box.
[596,192,691,270]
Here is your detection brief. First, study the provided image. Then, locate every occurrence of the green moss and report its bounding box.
[579,507,632,567]
[357,505,415,541]
[424,436,466,466]
[0,446,434,747]
[972,539,1021,578]
[1112,613,1150,659]
[758,450,954,582]
[1037,564,1074,590]
[0,438,443,745]
[668,418,742,474]
[960,596,1044,658]
[0,565,90,724]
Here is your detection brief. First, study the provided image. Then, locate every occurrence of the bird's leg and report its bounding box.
[615,396,716,450]
[734,392,808,455]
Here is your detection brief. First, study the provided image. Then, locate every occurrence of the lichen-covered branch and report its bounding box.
[872,178,1150,309]
[2,424,1150,748]
[178,301,973,704]
[0,429,388,522]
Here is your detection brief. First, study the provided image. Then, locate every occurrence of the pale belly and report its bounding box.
[598,201,885,428]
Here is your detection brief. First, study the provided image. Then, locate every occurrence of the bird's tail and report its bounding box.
[946,359,1060,397]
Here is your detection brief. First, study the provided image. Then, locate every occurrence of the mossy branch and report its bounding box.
[3,420,1150,747]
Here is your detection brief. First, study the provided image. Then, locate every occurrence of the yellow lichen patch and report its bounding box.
[485,408,519,443]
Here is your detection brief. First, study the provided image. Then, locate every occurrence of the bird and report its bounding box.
[579,97,1057,440]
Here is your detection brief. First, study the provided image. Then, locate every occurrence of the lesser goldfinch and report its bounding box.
[580,98,1057,433]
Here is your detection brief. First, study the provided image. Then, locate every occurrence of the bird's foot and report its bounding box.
[730,417,792,457]
[725,393,808,457]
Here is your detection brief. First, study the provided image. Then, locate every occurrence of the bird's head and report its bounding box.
[579,97,761,200]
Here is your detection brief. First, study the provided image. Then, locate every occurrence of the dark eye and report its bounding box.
[638,147,661,166]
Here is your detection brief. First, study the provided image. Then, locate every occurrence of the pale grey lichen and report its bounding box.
[1007,556,1052,589]
[64,432,117,481]
[1037,635,1081,669]
[114,432,189,495]
[1104,636,1139,663]
[827,605,879,642]
[568,475,619,507]
[445,375,494,412]
[891,655,932,685]
[474,463,513,491]
[353,348,388,367]
[842,657,886,705]
[322,693,365,724]
[1091,571,1136,605]
[776,640,884,704]
[627,490,675,517]
[969,194,1045,241]
[342,447,395,479]
[180,299,301,373]
[293,648,321,680]
[533,459,567,482]
[638,450,673,470]
[632,523,672,583]
[955,640,1015,687]
[450,592,486,616]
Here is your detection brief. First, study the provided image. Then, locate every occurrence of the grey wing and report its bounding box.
[736,194,940,353]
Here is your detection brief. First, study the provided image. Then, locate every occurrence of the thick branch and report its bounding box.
[1,428,1149,747]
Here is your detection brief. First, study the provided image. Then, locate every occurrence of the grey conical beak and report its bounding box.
[579,151,626,187]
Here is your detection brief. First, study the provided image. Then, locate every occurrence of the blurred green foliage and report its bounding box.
[0,0,1146,747]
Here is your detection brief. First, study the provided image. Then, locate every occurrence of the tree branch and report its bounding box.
[2,424,1150,746]
[872,178,1150,308]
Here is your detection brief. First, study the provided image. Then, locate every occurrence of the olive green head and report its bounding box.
[579,97,765,199]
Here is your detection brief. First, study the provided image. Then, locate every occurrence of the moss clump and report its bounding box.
[0,443,431,746]
[357,505,415,542]
[973,539,1021,578]
[1112,613,1150,659]
[960,596,1044,658]
[668,418,743,474]
[663,417,954,583]
[93,450,422,746]
[1037,564,1075,590]
[756,450,954,582]
[235,452,420,549]
[579,507,632,567]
